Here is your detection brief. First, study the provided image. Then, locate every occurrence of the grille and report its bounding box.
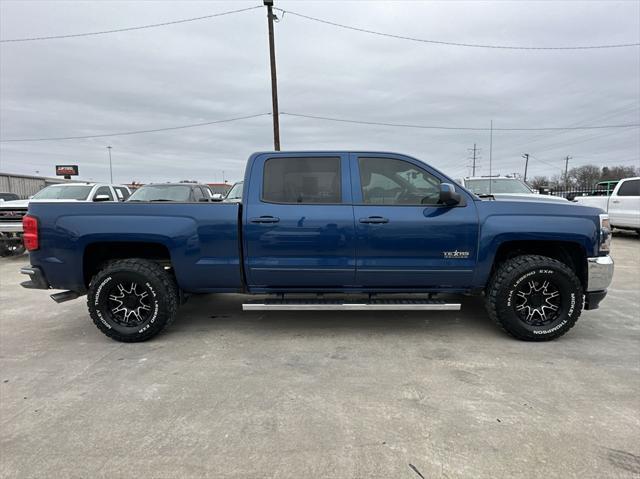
[0,209,27,223]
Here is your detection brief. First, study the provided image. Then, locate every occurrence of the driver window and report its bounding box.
[358,157,441,205]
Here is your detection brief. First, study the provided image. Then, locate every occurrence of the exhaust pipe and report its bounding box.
[50,291,80,303]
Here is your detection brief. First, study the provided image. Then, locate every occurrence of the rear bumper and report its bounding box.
[587,255,614,292]
[20,266,50,290]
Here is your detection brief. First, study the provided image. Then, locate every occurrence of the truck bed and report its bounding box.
[27,202,243,293]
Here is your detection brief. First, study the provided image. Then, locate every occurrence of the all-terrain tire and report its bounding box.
[87,258,179,342]
[485,255,583,341]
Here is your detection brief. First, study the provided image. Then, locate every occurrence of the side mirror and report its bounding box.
[439,183,462,206]
[93,194,111,202]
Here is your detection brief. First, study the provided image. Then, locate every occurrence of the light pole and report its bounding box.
[522,153,529,182]
[106,146,113,183]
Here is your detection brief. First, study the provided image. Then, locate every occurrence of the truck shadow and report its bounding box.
[172,293,501,339]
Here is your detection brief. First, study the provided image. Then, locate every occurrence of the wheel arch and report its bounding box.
[488,240,588,289]
[82,241,172,288]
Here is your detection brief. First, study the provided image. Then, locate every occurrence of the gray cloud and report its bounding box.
[1,0,638,184]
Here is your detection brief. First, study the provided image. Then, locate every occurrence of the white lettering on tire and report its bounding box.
[94,276,112,305]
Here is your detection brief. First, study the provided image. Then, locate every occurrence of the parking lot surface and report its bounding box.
[1,234,639,478]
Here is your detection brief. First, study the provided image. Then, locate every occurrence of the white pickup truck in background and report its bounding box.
[0,182,131,256]
[574,177,640,234]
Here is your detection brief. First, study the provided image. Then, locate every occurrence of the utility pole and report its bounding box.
[488,120,493,194]
[468,143,480,176]
[106,146,113,183]
[564,155,571,189]
[522,153,529,182]
[264,0,280,151]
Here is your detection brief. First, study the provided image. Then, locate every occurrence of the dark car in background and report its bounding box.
[0,192,20,202]
[127,183,214,202]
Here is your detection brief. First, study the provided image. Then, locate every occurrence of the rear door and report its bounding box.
[351,153,479,289]
[244,153,356,289]
[609,179,640,228]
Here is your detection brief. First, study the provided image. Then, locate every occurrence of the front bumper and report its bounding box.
[587,255,614,292]
[584,255,614,310]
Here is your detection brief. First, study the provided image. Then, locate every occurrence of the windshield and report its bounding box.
[32,185,93,200]
[465,179,533,195]
[128,185,192,202]
[226,182,243,199]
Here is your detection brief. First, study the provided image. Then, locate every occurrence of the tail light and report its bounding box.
[599,213,611,253]
[23,215,39,251]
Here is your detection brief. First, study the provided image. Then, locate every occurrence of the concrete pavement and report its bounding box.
[1,233,639,478]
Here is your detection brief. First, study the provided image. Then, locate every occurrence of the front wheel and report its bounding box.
[87,259,179,342]
[485,255,584,341]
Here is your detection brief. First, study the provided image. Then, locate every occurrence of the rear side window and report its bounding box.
[115,187,130,200]
[617,179,640,196]
[262,157,341,204]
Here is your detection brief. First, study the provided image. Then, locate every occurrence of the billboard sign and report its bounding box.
[55,165,79,177]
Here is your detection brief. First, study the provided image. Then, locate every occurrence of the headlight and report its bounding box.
[599,213,611,253]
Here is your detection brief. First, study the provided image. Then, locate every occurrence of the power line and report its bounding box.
[0,113,270,142]
[529,155,563,169]
[0,5,261,43]
[281,112,640,131]
[3,111,639,143]
[277,8,640,51]
[494,103,640,151]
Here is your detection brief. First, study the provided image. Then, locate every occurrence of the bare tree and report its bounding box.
[529,176,550,189]
[568,165,601,189]
[601,165,639,181]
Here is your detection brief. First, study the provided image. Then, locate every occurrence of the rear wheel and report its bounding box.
[87,259,178,342]
[485,255,584,341]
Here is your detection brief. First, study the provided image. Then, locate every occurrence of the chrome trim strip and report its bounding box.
[0,223,24,233]
[250,268,353,272]
[243,303,461,311]
[358,269,473,273]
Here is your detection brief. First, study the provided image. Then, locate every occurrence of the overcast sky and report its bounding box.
[1,0,639,184]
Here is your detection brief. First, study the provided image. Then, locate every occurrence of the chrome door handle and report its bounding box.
[359,216,389,224]
[250,216,280,224]
[611,200,620,204]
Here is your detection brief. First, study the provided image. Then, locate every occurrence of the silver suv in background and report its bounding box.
[0,182,130,256]
[223,181,243,203]
[461,177,569,203]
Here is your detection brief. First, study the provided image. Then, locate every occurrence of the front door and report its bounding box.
[244,153,356,289]
[351,153,479,289]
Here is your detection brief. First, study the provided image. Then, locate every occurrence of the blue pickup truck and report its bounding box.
[20,151,614,342]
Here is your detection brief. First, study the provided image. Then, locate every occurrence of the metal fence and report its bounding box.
[0,173,69,199]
